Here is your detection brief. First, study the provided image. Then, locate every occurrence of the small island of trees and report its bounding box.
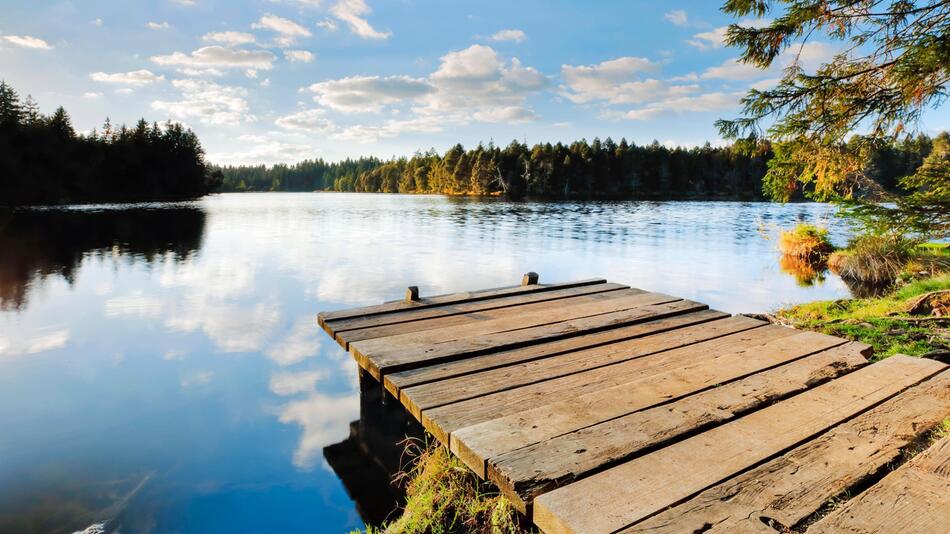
[0,81,221,206]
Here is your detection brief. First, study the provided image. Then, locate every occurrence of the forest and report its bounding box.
[0,81,221,205]
[217,135,936,200]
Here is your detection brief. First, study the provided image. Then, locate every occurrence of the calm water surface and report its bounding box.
[0,193,854,533]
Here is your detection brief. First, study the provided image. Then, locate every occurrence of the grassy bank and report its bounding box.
[358,443,534,534]
[776,275,950,359]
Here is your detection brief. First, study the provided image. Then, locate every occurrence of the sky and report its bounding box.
[1,0,948,166]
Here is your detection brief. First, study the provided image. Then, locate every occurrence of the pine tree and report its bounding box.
[22,94,41,126]
[718,0,950,202]
[48,106,76,139]
[0,81,23,127]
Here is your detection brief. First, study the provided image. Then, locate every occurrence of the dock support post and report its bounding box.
[405,286,420,303]
[522,272,539,286]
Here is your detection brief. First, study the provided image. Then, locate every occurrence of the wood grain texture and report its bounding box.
[620,368,950,533]
[532,356,947,534]
[330,283,630,346]
[485,343,870,511]
[353,297,705,379]
[335,284,631,347]
[383,309,736,397]
[317,277,607,325]
[422,325,817,447]
[400,314,767,418]
[807,432,950,534]
[446,327,844,476]
[350,290,677,357]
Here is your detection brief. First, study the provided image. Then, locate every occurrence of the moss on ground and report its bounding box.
[355,442,535,534]
[777,275,950,359]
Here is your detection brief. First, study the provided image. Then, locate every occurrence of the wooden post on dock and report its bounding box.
[405,286,420,303]
[522,272,539,286]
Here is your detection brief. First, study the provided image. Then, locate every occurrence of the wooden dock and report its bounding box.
[318,276,950,533]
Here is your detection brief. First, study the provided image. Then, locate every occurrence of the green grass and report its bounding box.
[353,442,535,534]
[777,275,950,359]
[778,223,835,260]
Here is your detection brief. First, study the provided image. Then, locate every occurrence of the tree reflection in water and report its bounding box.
[0,207,206,311]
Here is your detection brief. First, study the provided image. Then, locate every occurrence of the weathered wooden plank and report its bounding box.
[400,314,769,418]
[317,278,607,326]
[621,369,950,533]
[336,284,632,347]
[484,343,870,511]
[350,289,679,357]
[445,328,846,476]
[355,297,704,379]
[326,282,631,338]
[383,309,738,397]
[532,356,947,534]
[420,325,810,445]
[807,433,950,534]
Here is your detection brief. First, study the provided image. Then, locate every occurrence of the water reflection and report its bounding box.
[778,255,827,287]
[0,207,205,310]
[0,194,857,533]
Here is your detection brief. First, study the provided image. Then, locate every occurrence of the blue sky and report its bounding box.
[1,0,948,165]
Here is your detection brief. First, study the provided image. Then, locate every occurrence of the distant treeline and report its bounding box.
[216,157,383,193]
[0,81,221,205]
[218,139,773,199]
[217,135,935,199]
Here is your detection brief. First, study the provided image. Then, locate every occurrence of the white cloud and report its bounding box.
[275,108,336,132]
[664,10,688,26]
[333,116,444,142]
[330,0,390,39]
[202,31,256,45]
[92,18,103,26]
[559,56,663,104]
[164,349,186,361]
[275,0,323,6]
[181,370,213,388]
[147,21,171,31]
[115,88,134,95]
[625,91,743,120]
[265,318,322,366]
[688,26,727,50]
[151,46,275,70]
[211,138,315,166]
[104,293,165,317]
[90,69,165,86]
[688,18,770,50]
[490,29,526,43]
[700,57,766,80]
[421,45,547,120]
[253,14,312,47]
[269,370,328,396]
[173,0,197,5]
[167,299,280,353]
[294,43,548,142]
[2,35,53,50]
[152,79,256,125]
[316,18,338,31]
[284,49,315,63]
[307,75,434,112]
[82,92,103,99]
[700,41,836,80]
[472,105,537,123]
[0,328,70,357]
[276,392,359,469]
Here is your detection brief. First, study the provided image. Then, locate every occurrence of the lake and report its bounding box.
[0,193,854,533]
